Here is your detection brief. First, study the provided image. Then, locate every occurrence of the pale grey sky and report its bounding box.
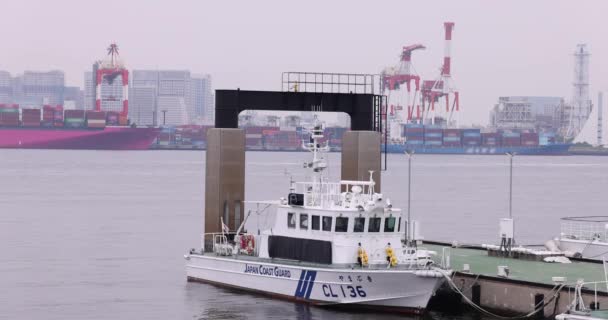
[1,0,606,125]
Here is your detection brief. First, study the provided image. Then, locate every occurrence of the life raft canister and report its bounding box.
[357,247,369,267]
[386,246,398,267]
[240,235,255,254]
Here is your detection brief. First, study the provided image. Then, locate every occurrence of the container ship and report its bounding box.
[152,124,568,155]
[385,124,570,155]
[0,104,159,150]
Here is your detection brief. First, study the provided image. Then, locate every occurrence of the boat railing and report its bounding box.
[560,216,608,242]
[295,182,343,207]
[201,232,258,257]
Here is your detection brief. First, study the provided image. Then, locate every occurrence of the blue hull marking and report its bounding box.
[294,270,317,299]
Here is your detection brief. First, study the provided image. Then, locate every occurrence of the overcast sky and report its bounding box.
[1,0,606,125]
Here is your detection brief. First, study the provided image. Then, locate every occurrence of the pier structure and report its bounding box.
[426,242,608,318]
[205,73,386,235]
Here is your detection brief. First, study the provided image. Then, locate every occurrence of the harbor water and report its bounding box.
[1,150,607,319]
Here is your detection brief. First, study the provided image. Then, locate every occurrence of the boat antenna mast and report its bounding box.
[302,106,330,179]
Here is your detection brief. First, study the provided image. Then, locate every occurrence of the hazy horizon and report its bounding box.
[2,0,606,125]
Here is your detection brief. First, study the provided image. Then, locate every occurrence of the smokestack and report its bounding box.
[599,92,603,147]
[442,22,455,77]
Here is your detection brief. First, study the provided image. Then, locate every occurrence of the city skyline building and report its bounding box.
[0,70,75,108]
[0,71,11,104]
[129,85,157,126]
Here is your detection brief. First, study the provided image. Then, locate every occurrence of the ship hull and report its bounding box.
[0,127,160,150]
[383,143,571,155]
[185,254,445,314]
[558,238,608,261]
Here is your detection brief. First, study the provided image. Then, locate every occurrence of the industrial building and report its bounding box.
[490,96,565,132]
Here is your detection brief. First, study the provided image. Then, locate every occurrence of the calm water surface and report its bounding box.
[1,150,607,319]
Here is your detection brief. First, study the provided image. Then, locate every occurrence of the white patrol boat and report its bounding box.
[184,123,450,314]
[552,216,608,261]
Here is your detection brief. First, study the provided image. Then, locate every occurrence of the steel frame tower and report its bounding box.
[566,44,591,139]
[95,43,129,118]
[421,22,460,125]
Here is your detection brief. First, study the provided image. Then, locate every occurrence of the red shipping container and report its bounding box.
[443,129,461,137]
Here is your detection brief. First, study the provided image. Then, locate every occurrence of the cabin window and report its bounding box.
[335,217,348,232]
[384,217,396,232]
[368,217,381,232]
[398,217,402,232]
[322,216,332,231]
[287,212,296,229]
[311,215,320,230]
[354,217,365,232]
[300,214,309,230]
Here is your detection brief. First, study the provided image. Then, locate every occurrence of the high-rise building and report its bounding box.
[131,69,208,126]
[83,71,94,110]
[0,71,12,103]
[130,86,157,126]
[64,86,84,109]
[190,74,214,123]
[14,70,65,107]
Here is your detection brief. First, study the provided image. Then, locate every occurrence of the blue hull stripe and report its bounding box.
[294,270,317,299]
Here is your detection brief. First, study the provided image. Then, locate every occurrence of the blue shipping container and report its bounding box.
[406,140,424,145]
[424,140,442,145]
[424,132,443,138]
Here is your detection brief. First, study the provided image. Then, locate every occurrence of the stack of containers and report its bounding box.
[53,105,64,127]
[86,111,107,128]
[174,127,186,145]
[442,129,462,147]
[21,108,41,127]
[106,112,120,126]
[0,104,20,126]
[192,125,211,148]
[501,131,521,146]
[521,132,539,146]
[462,129,482,146]
[181,126,193,145]
[404,123,424,145]
[158,126,174,146]
[264,130,299,150]
[245,126,268,150]
[423,125,443,147]
[539,132,556,146]
[42,105,55,127]
[329,128,346,149]
[64,110,85,128]
[482,132,501,146]
[118,114,128,126]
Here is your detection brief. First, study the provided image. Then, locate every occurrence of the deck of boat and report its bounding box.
[190,251,434,272]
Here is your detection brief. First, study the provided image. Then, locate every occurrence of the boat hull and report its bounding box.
[0,127,160,150]
[185,254,445,314]
[558,238,608,260]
